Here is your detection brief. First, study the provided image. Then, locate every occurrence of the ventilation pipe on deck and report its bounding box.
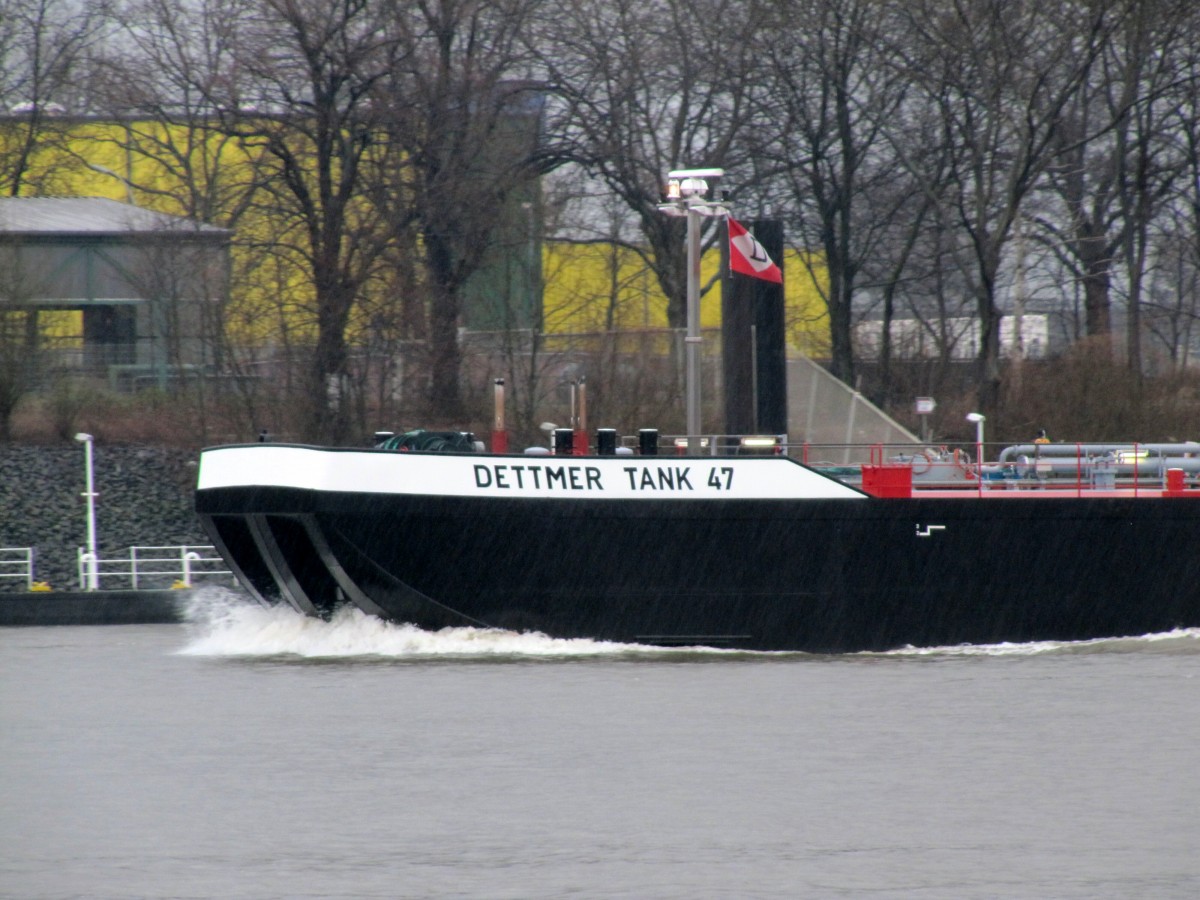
[574,378,588,455]
[492,378,508,453]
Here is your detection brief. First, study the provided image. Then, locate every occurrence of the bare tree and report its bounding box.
[1036,0,1192,365]
[99,0,273,223]
[82,0,286,440]
[891,0,1118,414]
[1151,31,1200,369]
[0,0,114,195]
[753,0,911,389]
[201,0,401,442]
[541,0,767,332]
[1143,206,1200,368]
[0,248,43,440]
[1112,2,1198,377]
[377,0,553,421]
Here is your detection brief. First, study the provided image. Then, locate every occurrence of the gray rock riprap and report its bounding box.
[0,445,207,591]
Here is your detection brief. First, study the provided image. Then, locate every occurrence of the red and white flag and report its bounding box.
[728,217,782,284]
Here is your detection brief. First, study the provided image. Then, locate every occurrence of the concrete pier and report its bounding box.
[0,590,188,626]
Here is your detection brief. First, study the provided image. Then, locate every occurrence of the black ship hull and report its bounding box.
[195,445,1200,652]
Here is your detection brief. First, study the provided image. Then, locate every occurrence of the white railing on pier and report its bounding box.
[0,548,35,591]
[76,544,233,591]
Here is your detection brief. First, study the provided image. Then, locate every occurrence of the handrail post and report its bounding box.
[79,550,98,590]
[183,549,201,587]
[1080,444,1089,501]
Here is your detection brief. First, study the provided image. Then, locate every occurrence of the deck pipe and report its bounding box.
[491,379,508,453]
[574,379,588,456]
[999,442,1200,461]
[997,442,1200,479]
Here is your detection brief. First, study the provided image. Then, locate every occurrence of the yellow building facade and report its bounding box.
[541,240,830,356]
[3,119,831,361]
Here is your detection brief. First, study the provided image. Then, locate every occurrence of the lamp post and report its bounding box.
[657,167,728,454]
[966,412,986,467]
[74,433,99,590]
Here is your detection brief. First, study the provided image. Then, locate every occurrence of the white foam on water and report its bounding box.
[876,627,1200,658]
[176,586,684,660]
[177,586,1200,660]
